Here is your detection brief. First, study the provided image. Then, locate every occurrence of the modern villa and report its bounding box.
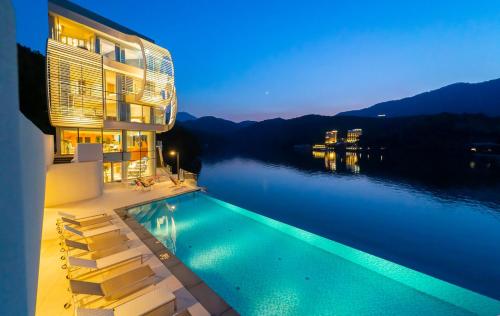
[2,0,500,315]
[46,0,177,182]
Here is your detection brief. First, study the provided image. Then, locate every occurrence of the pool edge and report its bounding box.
[204,193,500,316]
[114,196,238,316]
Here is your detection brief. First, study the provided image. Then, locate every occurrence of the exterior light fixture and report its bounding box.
[169,150,180,180]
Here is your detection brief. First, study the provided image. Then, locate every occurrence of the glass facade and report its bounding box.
[129,104,152,124]
[60,128,78,155]
[103,161,123,183]
[60,127,155,181]
[103,130,122,153]
[126,131,155,179]
[103,162,112,183]
[154,108,165,124]
[105,71,118,120]
[100,38,115,60]
[78,129,101,144]
[60,128,123,154]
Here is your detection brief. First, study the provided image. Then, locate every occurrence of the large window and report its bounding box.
[103,130,122,153]
[100,38,116,60]
[60,128,124,155]
[154,108,165,125]
[126,131,155,179]
[103,162,112,183]
[143,106,151,124]
[103,162,122,183]
[78,129,101,144]
[123,47,143,69]
[129,104,152,123]
[105,71,118,120]
[130,104,143,123]
[60,128,78,155]
[61,36,88,50]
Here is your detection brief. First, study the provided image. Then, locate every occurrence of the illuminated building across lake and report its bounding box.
[347,128,363,143]
[325,130,338,145]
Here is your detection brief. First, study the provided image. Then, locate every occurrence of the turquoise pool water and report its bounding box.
[129,192,500,315]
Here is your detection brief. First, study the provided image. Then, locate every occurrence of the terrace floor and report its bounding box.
[35,180,227,316]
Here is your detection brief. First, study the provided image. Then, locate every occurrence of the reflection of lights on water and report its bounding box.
[188,244,237,270]
[166,203,176,212]
[324,152,337,172]
[345,152,360,174]
[252,286,301,315]
[170,217,177,253]
[312,151,325,158]
[155,212,177,253]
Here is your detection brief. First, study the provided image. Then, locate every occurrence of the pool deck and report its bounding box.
[35,180,236,316]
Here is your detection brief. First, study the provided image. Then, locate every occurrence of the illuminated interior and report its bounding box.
[104,71,118,120]
[103,161,123,182]
[60,128,123,154]
[47,0,177,181]
[102,130,121,152]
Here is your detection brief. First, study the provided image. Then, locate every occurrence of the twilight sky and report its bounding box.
[12,0,500,121]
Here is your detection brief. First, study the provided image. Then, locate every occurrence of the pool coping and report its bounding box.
[114,190,238,316]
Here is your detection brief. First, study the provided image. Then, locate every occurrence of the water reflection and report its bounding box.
[154,202,177,253]
[324,151,336,172]
[200,149,500,208]
[197,150,500,299]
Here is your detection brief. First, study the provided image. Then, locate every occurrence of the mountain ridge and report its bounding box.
[336,78,500,117]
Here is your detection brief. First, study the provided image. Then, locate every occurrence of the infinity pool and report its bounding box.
[128,192,500,315]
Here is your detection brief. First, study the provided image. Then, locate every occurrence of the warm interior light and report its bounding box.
[169,150,176,156]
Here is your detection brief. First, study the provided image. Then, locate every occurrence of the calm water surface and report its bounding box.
[197,151,500,300]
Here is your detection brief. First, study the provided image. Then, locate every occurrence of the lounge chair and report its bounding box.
[65,233,129,253]
[68,248,142,270]
[61,214,113,228]
[134,178,155,191]
[64,224,121,239]
[76,286,176,316]
[70,264,156,301]
[169,175,181,186]
[58,210,107,219]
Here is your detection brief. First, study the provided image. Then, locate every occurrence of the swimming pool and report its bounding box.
[128,192,500,315]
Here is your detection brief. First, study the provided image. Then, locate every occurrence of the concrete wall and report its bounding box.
[45,161,103,207]
[19,115,49,316]
[0,1,48,314]
[44,134,54,169]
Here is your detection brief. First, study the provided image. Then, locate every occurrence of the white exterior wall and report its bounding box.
[44,134,54,169]
[45,162,103,207]
[19,115,49,316]
[0,1,48,314]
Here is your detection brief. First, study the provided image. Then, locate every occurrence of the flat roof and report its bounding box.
[49,0,155,43]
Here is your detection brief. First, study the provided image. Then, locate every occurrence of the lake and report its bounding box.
[196,150,500,301]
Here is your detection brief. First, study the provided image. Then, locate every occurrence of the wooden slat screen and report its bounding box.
[139,39,175,107]
[46,39,104,128]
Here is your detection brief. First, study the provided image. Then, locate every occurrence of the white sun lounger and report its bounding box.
[64,224,120,238]
[65,234,129,253]
[69,248,142,270]
[61,214,113,228]
[76,286,176,316]
[70,264,156,300]
[58,210,107,219]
